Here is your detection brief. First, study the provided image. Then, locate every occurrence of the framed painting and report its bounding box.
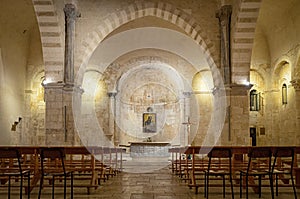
[143,113,156,133]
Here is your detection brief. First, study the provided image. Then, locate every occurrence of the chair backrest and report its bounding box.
[208,148,232,158]
[272,147,294,172]
[207,148,232,171]
[40,148,66,174]
[247,147,272,173]
[0,148,22,173]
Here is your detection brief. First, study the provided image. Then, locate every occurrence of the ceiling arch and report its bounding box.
[76,1,220,87]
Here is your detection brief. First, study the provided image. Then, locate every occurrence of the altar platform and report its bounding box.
[129,142,170,158]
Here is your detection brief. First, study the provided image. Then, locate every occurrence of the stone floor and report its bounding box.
[0,154,299,199]
[1,166,299,199]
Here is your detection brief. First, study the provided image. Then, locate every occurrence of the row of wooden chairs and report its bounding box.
[169,146,298,199]
[0,146,124,199]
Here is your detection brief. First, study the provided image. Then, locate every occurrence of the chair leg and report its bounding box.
[276,174,278,196]
[20,174,23,199]
[38,175,43,199]
[64,175,67,199]
[291,173,297,199]
[240,173,242,198]
[246,176,248,199]
[223,175,225,198]
[258,175,261,198]
[8,176,11,199]
[230,174,234,199]
[204,173,207,197]
[27,172,30,199]
[71,173,74,199]
[206,174,209,199]
[269,173,274,199]
[52,176,55,199]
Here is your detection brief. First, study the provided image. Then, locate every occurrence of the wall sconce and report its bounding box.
[282,83,287,104]
[11,117,22,131]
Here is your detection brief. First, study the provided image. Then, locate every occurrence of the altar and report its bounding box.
[129,142,170,158]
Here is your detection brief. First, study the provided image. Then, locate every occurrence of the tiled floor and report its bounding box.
[1,166,299,199]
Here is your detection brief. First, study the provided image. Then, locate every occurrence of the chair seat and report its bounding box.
[38,148,74,199]
[273,169,290,174]
[43,171,72,177]
[239,147,274,199]
[271,147,297,199]
[205,148,234,199]
[240,170,270,176]
[207,170,230,175]
[0,148,31,199]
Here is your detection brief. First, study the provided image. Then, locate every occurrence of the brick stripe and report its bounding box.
[32,0,64,82]
[232,0,262,84]
[77,2,220,87]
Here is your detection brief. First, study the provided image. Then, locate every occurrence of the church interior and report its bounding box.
[0,0,300,198]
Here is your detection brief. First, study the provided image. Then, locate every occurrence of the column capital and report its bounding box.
[64,4,80,22]
[183,91,193,98]
[43,82,65,90]
[291,79,300,91]
[108,91,117,97]
[216,5,232,23]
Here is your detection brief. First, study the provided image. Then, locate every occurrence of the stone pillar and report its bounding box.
[182,91,192,146]
[216,5,232,85]
[264,89,280,145]
[43,4,82,146]
[225,84,252,146]
[44,83,64,145]
[108,91,118,146]
[44,83,83,146]
[291,79,300,145]
[63,4,80,86]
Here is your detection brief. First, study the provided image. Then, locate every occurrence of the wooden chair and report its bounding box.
[0,147,30,199]
[239,147,274,199]
[38,147,73,199]
[272,147,297,199]
[204,147,234,199]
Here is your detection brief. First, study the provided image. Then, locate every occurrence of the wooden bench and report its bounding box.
[0,146,124,195]
[170,146,300,195]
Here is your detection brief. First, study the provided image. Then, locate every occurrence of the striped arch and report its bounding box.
[231,0,262,84]
[76,1,221,87]
[101,55,195,92]
[32,0,64,82]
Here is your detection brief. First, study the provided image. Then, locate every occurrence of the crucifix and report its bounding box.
[182,116,194,146]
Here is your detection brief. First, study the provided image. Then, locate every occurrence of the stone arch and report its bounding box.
[273,60,291,88]
[231,0,262,84]
[32,0,64,82]
[101,51,197,92]
[250,69,265,91]
[76,1,220,87]
[293,47,300,79]
[192,69,214,92]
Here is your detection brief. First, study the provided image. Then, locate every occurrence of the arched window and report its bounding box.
[250,90,260,111]
[282,83,287,104]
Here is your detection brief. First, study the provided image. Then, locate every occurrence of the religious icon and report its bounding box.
[143,113,156,133]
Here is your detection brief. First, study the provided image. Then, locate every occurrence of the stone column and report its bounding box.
[182,91,192,146]
[216,5,232,85]
[44,83,64,145]
[226,84,252,146]
[44,83,83,146]
[291,79,300,145]
[64,4,80,86]
[108,91,118,145]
